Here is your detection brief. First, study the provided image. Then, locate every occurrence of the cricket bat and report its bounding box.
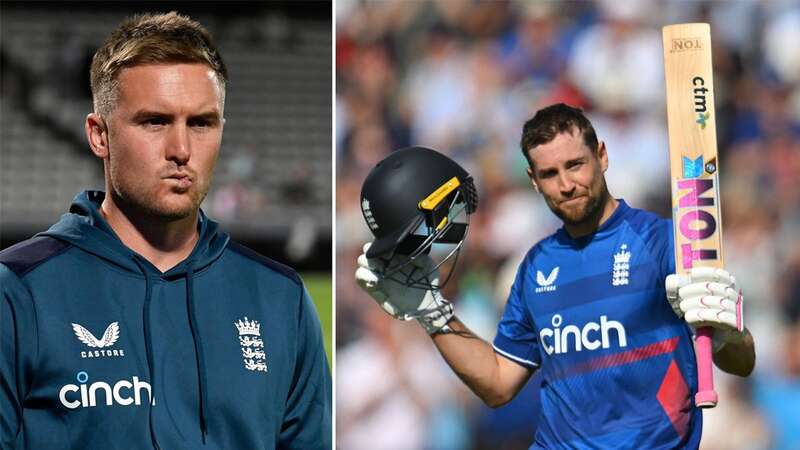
[662,23,723,408]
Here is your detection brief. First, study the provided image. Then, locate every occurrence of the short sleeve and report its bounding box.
[658,219,676,278]
[492,257,541,369]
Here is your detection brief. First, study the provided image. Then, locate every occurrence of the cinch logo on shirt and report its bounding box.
[535,267,559,293]
[539,314,627,355]
[59,371,155,410]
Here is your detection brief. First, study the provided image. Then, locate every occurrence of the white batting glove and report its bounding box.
[355,243,454,334]
[665,267,745,351]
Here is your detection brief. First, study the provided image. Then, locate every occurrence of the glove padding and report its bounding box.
[355,243,454,334]
[665,267,744,351]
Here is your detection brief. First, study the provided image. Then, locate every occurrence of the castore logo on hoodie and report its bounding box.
[72,322,125,358]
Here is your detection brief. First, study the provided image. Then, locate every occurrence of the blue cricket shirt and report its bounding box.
[493,200,702,449]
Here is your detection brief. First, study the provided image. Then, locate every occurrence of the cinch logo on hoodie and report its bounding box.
[59,371,155,410]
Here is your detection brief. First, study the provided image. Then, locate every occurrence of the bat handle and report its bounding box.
[695,326,718,408]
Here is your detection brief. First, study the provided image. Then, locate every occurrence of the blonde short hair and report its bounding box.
[90,11,228,116]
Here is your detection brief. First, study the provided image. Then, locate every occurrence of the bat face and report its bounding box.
[663,23,724,273]
[663,22,723,408]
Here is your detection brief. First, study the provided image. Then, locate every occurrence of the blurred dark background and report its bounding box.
[335,1,800,449]
[0,1,332,272]
[0,0,333,360]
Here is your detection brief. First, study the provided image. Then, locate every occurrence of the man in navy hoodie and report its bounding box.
[0,12,331,450]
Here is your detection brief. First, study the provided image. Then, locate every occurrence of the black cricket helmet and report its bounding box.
[360,146,478,289]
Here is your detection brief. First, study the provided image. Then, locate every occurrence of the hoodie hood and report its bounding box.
[39,190,229,275]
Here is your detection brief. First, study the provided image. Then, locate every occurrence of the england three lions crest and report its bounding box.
[235,317,267,373]
[612,244,631,286]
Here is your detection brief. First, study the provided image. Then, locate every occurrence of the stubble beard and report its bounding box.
[549,179,609,227]
[110,174,211,222]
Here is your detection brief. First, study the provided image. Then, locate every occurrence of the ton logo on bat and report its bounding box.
[670,37,703,53]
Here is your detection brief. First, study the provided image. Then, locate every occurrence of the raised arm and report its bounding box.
[355,245,534,407]
[430,318,533,407]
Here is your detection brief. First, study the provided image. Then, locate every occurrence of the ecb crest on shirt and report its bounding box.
[235,317,267,373]
[612,244,631,286]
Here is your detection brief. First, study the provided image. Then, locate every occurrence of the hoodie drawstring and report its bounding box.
[185,265,210,443]
[134,258,210,446]
[133,257,161,450]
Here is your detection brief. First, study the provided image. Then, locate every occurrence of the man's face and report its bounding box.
[104,63,224,220]
[526,130,609,226]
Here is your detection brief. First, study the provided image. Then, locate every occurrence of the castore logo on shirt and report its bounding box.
[535,267,559,293]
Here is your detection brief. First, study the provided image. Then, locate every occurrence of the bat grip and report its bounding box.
[695,326,718,408]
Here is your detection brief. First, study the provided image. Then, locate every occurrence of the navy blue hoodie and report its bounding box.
[0,191,331,449]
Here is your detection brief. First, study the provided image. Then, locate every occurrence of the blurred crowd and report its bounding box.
[335,1,800,449]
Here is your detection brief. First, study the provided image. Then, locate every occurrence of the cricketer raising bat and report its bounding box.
[662,23,723,408]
